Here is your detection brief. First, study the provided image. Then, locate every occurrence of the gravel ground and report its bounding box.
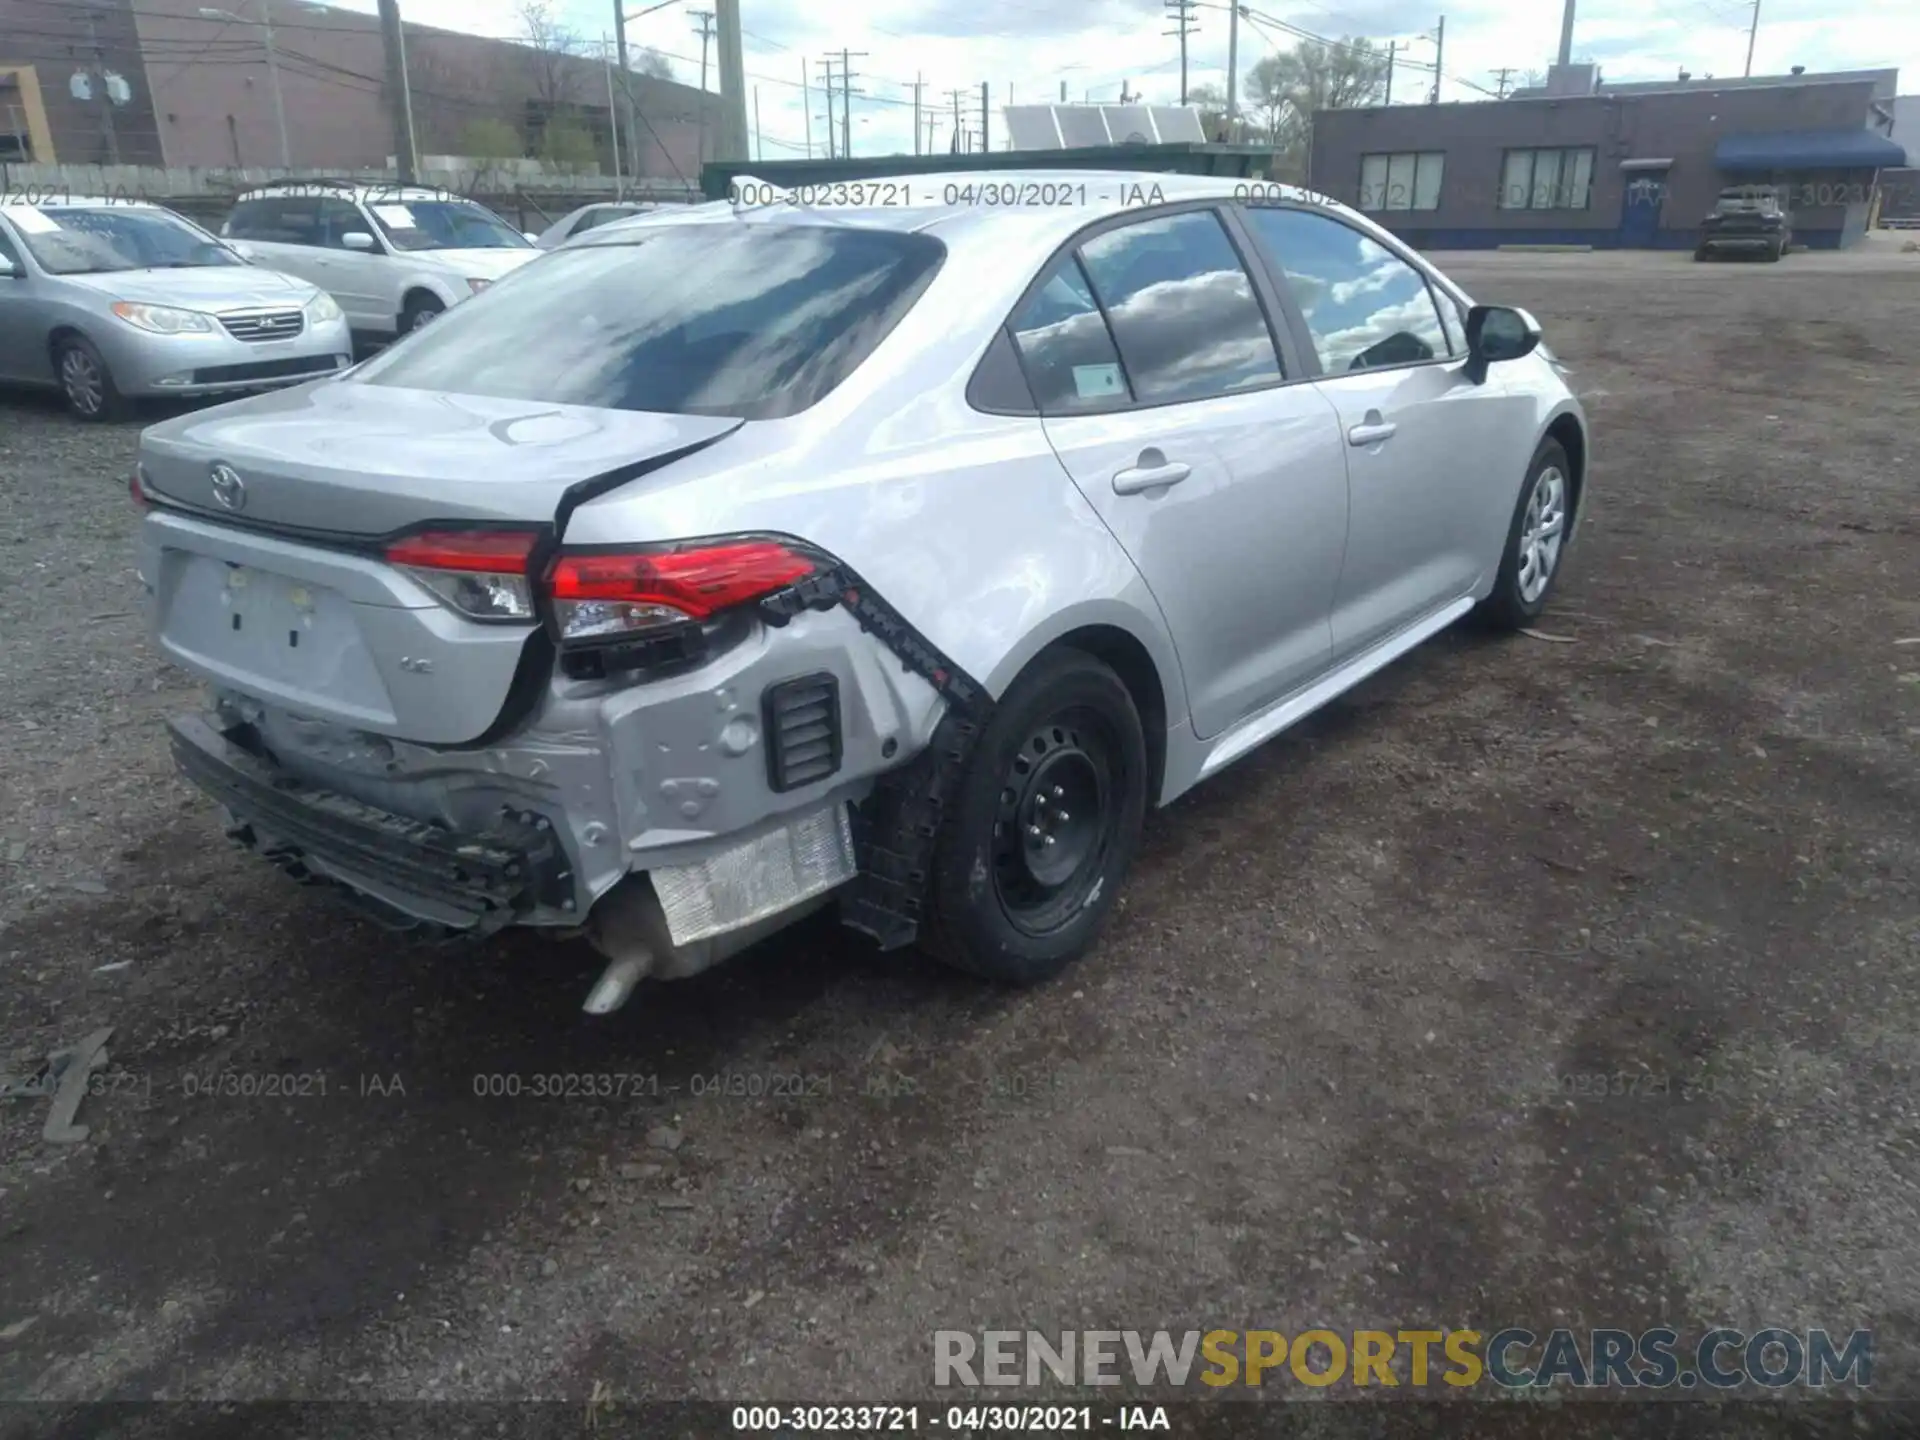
[1,241,1917,1430]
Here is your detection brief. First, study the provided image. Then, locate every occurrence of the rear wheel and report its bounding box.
[1693,244,1711,262]
[400,294,445,332]
[1478,439,1572,631]
[1764,238,1784,262]
[54,336,125,422]
[921,649,1147,985]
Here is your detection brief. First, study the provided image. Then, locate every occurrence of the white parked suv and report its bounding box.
[219,181,541,342]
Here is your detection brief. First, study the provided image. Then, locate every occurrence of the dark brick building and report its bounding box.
[1,0,718,181]
[1309,68,1907,250]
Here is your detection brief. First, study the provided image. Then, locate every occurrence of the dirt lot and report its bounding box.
[1,242,1917,1427]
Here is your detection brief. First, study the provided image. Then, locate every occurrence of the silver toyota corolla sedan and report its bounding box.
[0,198,352,420]
[132,170,1590,1013]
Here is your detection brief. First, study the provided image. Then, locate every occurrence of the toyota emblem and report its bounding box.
[209,463,246,512]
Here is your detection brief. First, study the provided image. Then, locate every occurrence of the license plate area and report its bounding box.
[160,553,400,725]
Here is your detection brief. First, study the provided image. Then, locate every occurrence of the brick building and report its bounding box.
[0,0,718,181]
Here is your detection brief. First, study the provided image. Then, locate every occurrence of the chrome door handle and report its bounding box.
[1347,421,1397,446]
[1112,461,1191,495]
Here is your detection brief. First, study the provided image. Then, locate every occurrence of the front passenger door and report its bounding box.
[1239,206,1514,660]
[1024,207,1351,741]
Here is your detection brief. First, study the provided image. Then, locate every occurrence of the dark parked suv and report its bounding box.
[1696,185,1793,262]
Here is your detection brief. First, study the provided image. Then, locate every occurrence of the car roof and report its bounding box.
[232,184,475,203]
[583,169,1350,246]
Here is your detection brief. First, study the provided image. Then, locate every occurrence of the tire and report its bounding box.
[920,648,1148,986]
[1764,239,1783,262]
[1478,438,1573,632]
[54,335,125,422]
[1693,245,1710,262]
[400,294,445,332]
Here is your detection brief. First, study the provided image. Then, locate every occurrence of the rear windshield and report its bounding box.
[350,224,945,419]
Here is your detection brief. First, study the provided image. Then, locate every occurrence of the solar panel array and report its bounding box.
[1004,104,1209,151]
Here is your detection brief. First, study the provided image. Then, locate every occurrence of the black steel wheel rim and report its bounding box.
[990,705,1122,937]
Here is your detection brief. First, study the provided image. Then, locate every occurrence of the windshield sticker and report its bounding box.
[2,205,60,234]
[372,204,418,227]
[1072,363,1125,400]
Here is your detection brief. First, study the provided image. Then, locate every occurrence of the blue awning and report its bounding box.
[1715,128,1908,171]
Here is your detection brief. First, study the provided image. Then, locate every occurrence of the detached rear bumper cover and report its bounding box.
[169,714,572,938]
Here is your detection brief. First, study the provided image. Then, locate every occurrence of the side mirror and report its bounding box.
[0,254,18,278]
[341,231,376,251]
[523,230,539,242]
[1464,304,1542,384]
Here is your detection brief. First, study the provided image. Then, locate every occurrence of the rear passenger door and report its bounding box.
[1238,204,1511,659]
[224,197,325,282]
[1020,206,1351,741]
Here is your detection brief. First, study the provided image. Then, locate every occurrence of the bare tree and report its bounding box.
[1245,37,1387,179]
[517,0,584,110]
[1187,81,1230,141]
[631,48,673,81]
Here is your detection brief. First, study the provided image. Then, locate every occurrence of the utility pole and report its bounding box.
[690,10,714,93]
[753,85,762,160]
[1743,0,1760,77]
[802,57,812,158]
[1225,0,1239,140]
[1059,80,1066,102]
[1490,66,1516,97]
[838,50,867,160]
[913,72,923,155]
[1430,16,1445,103]
[816,59,835,158]
[980,81,989,152]
[376,0,416,181]
[1556,0,1577,66]
[946,87,966,153]
[1162,0,1198,105]
[79,13,120,165]
[611,0,636,181]
[602,35,623,193]
[1385,39,1399,104]
[713,0,747,161]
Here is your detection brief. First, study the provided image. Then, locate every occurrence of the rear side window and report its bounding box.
[1007,257,1131,414]
[351,224,945,420]
[225,197,322,244]
[1239,206,1449,373]
[1075,209,1282,404]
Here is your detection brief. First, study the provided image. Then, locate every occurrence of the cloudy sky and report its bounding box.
[336,0,1907,161]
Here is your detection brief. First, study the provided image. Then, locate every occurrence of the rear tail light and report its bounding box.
[385,529,540,621]
[130,465,150,509]
[545,539,815,645]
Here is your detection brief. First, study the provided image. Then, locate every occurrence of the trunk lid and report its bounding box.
[138,384,743,745]
[137,380,742,536]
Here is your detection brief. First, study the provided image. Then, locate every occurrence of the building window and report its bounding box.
[1359,152,1444,212]
[1500,147,1596,210]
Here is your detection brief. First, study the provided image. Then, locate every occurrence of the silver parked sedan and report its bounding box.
[0,198,352,420]
[133,170,1589,1013]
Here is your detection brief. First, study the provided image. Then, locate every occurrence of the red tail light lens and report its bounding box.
[385,528,540,621]
[130,466,150,509]
[546,539,815,644]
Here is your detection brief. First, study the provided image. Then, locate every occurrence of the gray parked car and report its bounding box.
[0,198,352,420]
[133,171,1590,1013]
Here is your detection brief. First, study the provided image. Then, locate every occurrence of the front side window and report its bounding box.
[1240,207,1449,373]
[1359,152,1445,212]
[351,223,945,419]
[368,199,530,251]
[1007,257,1131,415]
[1074,209,1282,405]
[1,204,242,275]
[1500,148,1596,210]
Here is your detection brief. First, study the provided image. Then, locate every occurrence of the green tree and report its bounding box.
[1245,37,1388,181]
[460,117,524,162]
[539,119,600,171]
